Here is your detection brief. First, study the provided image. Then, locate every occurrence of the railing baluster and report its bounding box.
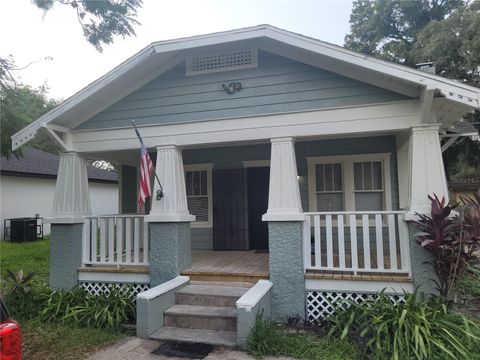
[375,214,384,270]
[116,217,123,264]
[314,215,321,268]
[338,214,345,269]
[91,218,98,263]
[134,217,140,263]
[326,215,333,268]
[362,214,370,270]
[108,218,114,264]
[349,214,358,273]
[388,214,397,270]
[83,219,91,264]
[125,218,132,263]
[100,218,107,263]
[143,219,149,264]
[397,214,411,275]
[303,215,312,270]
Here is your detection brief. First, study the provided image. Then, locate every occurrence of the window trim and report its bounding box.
[307,153,392,212]
[184,163,213,228]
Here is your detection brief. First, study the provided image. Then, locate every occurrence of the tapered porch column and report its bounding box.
[404,125,448,294]
[409,125,449,214]
[49,152,91,290]
[146,145,195,286]
[263,138,305,321]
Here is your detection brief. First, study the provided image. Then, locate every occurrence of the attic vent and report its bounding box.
[186,49,258,76]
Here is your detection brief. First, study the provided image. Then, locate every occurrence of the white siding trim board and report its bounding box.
[71,101,420,152]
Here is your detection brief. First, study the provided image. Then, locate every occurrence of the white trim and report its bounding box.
[70,101,421,152]
[305,278,413,293]
[45,216,87,224]
[236,280,273,311]
[184,163,213,228]
[78,270,149,284]
[137,276,189,300]
[242,160,270,168]
[307,153,392,212]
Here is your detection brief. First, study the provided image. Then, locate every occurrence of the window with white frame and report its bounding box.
[184,164,213,227]
[307,154,391,212]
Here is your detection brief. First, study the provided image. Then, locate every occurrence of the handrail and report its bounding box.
[305,210,406,215]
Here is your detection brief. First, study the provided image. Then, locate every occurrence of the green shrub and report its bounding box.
[457,264,480,297]
[328,291,480,360]
[41,285,135,329]
[248,314,359,360]
[2,269,50,319]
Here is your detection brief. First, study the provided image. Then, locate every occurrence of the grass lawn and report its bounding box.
[0,239,128,360]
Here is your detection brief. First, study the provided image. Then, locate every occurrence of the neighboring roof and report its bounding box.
[12,24,480,150]
[0,148,117,182]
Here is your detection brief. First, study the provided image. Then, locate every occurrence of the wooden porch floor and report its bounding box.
[181,250,270,283]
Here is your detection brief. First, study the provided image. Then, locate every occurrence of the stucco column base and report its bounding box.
[407,223,438,295]
[149,222,191,286]
[268,221,305,321]
[49,223,83,290]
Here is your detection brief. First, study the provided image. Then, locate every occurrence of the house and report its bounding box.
[0,148,119,237]
[12,25,480,346]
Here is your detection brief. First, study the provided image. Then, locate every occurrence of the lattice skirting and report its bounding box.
[80,281,150,297]
[306,291,406,320]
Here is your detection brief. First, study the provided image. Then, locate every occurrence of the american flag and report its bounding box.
[138,140,154,207]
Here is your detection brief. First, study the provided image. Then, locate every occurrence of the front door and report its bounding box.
[213,169,247,250]
[247,167,270,250]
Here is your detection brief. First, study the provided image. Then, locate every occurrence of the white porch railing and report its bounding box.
[83,215,149,266]
[303,211,411,276]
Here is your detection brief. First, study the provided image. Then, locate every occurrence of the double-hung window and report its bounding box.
[307,154,391,211]
[184,164,213,227]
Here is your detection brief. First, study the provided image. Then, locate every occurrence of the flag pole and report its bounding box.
[131,120,164,198]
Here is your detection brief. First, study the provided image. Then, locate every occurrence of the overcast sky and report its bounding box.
[0,0,353,99]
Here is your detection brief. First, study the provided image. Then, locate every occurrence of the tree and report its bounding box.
[0,84,58,158]
[345,0,462,65]
[32,0,143,52]
[412,1,480,178]
[346,0,480,178]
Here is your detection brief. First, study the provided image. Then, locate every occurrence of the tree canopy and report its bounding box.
[0,84,58,158]
[32,0,143,52]
[345,0,463,65]
[346,0,480,178]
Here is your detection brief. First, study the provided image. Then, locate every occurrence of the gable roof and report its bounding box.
[0,148,117,183]
[12,24,480,151]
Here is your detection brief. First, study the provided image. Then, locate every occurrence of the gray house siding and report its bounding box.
[77,51,409,130]
[182,135,399,250]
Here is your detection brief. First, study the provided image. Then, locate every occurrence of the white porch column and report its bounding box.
[49,152,91,290]
[262,137,304,320]
[146,145,194,286]
[262,137,304,221]
[51,152,91,221]
[147,145,195,222]
[408,125,449,215]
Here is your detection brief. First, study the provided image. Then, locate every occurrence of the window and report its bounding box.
[315,163,344,211]
[307,154,391,212]
[184,164,213,227]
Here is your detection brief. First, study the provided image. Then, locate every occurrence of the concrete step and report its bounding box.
[189,280,253,288]
[150,326,237,347]
[176,284,249,307]
[164,304,237,331]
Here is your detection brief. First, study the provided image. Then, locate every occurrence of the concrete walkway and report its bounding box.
[86,336,294,360]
